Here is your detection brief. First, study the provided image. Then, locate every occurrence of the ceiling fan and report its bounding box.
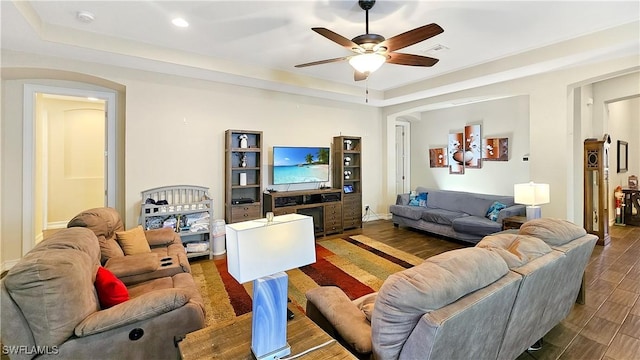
[295,0,444,81]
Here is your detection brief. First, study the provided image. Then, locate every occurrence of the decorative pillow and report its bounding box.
[417,192,428,207]
[486,201,507,221]
[408,193,420,206]
[116,225,151,255]
[95,266,129,308]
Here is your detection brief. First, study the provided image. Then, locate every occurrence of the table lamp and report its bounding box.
[514,182,550,221]
[225,213,316,360]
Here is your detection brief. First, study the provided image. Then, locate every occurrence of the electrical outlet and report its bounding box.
[365,205,370,211]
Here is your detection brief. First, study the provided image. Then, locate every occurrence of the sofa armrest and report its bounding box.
[396,193,410,205]
[75,288,190,336]
[144,228,180,247]
[497,204,526,223]
[105,253,159,278]
[306,286,372,354]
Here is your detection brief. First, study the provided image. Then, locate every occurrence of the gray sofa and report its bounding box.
[390,187,525,243]
[305,218,597,360]
[1,227,206,360]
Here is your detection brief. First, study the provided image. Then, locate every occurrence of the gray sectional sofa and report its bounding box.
[390,187,526,243]
[305,218,597,360]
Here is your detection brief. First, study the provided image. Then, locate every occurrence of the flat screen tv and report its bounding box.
[273,146,330,185]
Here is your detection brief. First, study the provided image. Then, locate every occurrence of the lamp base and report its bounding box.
[251,272,291,360]
[526,206,542,221]
[251,344,291,360]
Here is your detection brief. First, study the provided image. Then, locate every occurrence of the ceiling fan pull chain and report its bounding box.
[365,80,369,103]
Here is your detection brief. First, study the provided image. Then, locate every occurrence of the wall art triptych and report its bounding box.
[429,124,509,173]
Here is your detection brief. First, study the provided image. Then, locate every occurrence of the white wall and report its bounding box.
[1,50,639,268]
[383,55,639,222]
[1,51,382,266]
[412,96,530,195]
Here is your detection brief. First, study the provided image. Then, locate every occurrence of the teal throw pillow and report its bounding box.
[486,201,507,221]
[417,192,428,207]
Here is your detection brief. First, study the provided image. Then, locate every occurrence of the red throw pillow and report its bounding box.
[95,266,129,308]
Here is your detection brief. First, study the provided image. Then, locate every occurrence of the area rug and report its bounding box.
[189,235,423,326]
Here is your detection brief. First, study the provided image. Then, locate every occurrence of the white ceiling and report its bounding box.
[2,1,639,107]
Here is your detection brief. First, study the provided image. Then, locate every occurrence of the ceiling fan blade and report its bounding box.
[354,71,368,81]
[312,27,361,51]
[294,56,350,68]
[387,53,439,67]
[379,23,444,52]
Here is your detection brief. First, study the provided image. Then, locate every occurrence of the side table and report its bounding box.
[502,216,527,230]
[179,305,356,360]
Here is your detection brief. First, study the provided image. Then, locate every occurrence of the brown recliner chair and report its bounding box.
[1,227,205,360]
[68,207,190,285]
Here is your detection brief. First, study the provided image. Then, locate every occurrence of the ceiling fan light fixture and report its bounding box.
[349,53,386,74]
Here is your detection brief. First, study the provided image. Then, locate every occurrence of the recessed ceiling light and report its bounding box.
[172,17,189,28]
[76,11,95,23]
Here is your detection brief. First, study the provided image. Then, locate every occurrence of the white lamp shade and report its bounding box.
[514,182,550,206]
[348,53,386,74]
[226,214,316,283]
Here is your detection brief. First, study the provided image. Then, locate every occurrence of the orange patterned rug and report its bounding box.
[189,235,423,326]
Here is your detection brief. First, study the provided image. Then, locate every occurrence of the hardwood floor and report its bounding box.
[336,220,640,360]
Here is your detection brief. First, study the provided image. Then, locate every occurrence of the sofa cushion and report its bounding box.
[452,216,502,235]
[30,227,102,266]
[116,225,152,255]
[305,286,372,353]
[4,247,100,347]
[476,233,553,268]
[96,234,125,263]
[67,207,124,240]
[519,218,587,246]
[464,196,496,217]
[371,248,509,360]
[389,205,424,220]
[95,266,130,308]
[68,207,126,262]
[421,208,467,225]
[353,292,378,322]
[145,227,179,247]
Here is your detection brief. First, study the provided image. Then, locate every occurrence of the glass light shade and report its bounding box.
[348,53,386,74]
[514,182,550,206]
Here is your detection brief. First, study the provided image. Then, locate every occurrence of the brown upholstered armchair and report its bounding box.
[1,227,205,360]
[67,207,190,285]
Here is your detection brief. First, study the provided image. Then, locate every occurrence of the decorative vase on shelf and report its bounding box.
[344,139,352,150]
[240,154,247,167]
[238,134,248,149]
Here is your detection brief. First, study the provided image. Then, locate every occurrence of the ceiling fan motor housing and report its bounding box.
[358,0,376,11]
[352,33,385,51]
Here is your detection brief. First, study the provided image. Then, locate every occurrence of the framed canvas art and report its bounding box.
[482,138,509,161]
[464,124,482,168]
[448,132,465,174]
[429,148,448,168]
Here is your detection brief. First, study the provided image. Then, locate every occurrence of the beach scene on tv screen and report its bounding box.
[273,147,329,184]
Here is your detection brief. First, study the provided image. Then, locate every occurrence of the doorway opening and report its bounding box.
[23,84,116,253]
